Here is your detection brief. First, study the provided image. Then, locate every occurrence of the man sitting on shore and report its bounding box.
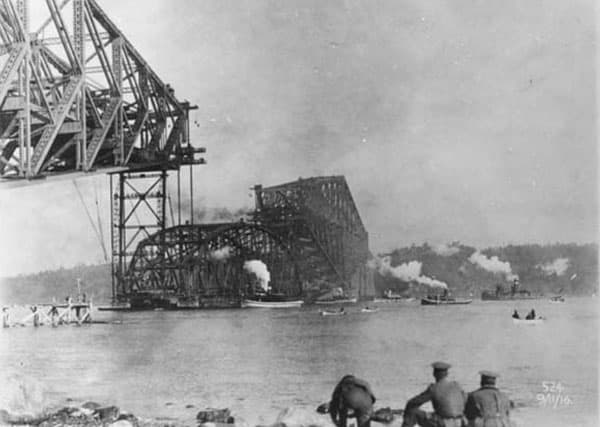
[464,371,511,427]
[402,362,466,427]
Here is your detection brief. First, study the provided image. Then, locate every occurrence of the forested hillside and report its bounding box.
[0,243,597,304]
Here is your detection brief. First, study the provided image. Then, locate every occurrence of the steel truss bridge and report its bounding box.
[0,1,373,306]
[122,176,374,304]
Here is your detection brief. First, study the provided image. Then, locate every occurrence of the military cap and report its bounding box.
[478,370,499,379]
[431,361,451,370]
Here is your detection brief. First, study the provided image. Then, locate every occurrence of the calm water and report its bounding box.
[1,297,598,427]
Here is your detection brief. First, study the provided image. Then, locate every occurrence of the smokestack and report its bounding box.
[254,185,264,211]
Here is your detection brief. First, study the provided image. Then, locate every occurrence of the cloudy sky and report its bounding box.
[0,0,597,276]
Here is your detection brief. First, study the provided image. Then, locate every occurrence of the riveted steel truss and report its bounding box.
[123,222,301,303]
[0,0,199,179]
[122,175,374,304]
[253,176,372,297]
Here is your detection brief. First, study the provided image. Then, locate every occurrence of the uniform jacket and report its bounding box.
[405,378,466,418]
[464,385,511,427]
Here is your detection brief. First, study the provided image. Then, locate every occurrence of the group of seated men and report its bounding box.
[330,362,511,427]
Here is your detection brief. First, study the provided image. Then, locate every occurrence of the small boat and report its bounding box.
[421,296,472,305]
[361,307,379,313]
[315,297,358,305]
[512,317,545,325]
[320,310,347,316]
[549,296,565,303]
[242,299,303,308]
[373,297,415,304]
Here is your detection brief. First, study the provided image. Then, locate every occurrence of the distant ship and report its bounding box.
[481,279,538,301]
[314,287,358,305]
[315,296,358,305]
[373,289,416,303]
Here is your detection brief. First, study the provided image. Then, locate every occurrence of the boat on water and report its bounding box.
[361,307,379,313]
[315,297,358,305]
[241,291,303,309]
[314,286,358,305]
[481,291,538,301]
[242,299,303,308]
[373,296,415,303]
[512,317,545,325]
[481,279,538,301]
[320,309,347,316]
[549,296,565,303]
[374,290,415,303]
[421,296,473,305]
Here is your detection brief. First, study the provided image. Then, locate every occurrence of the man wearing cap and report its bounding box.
[330,375,376,427]
[401,362,466,427]
[464,371,511,427]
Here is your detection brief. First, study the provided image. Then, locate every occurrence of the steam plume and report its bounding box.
[468,251,517,281]
[368,256,448,289]
[210,246,233,261]
[538,258,570,276]
[243,260,271,292]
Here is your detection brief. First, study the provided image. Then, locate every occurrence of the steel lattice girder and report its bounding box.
[253,175,370,291]
[122,176,372,300]
[0,0,200,179]
[123,222,302,298]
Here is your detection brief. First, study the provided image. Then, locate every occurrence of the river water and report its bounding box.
[0,297,597,427]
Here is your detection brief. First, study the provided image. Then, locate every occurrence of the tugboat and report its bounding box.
[420,294,472,305]
[241,279,303,308]
[421,289,472,305]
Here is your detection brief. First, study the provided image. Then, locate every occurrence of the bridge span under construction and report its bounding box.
[113,174,374,309]
[0,0,373,308]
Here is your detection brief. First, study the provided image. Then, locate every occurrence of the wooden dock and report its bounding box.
[2,299,94,328]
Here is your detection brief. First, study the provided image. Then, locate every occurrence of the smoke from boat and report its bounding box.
[243,260,271,292]
[368,256,448,289]
[537,257,570,276]
[210,246,233,261]
[468,251,517,281]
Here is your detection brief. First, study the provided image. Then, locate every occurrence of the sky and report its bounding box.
[0,0,597,276]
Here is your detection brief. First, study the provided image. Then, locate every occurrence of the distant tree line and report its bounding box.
[1,263,112,304]
[0,243,597,304]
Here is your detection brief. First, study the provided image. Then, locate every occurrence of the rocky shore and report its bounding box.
[1,401,172,427]
[0,402,340,427]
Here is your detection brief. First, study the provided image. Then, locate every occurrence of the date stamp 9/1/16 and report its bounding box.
[536,381,573,409]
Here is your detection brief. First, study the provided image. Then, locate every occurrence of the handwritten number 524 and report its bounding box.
[542,381,564,393]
